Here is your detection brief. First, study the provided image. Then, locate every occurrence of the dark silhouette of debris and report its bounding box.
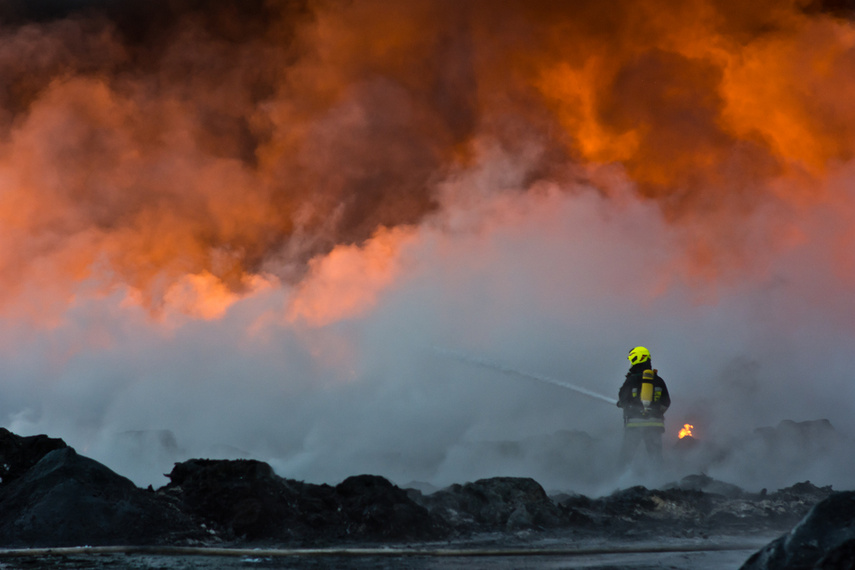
[0,429,842,552]
[161,459,443,543]
[741,491,855,570]
[413,476,566,532]
[0,428,67,484]
[0,447,206,547]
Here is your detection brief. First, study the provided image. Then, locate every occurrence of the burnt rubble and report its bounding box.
[0,427,847,558]
[740,491,855,570]
[160,459,443,543]
[0,430,206,547]
[0,428,66,484]
[573,480,834,538]
[413,476,567,532]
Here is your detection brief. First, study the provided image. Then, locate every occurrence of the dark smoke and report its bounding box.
[3,0,852,314]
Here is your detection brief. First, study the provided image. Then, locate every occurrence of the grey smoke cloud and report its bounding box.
[1,153,854,496]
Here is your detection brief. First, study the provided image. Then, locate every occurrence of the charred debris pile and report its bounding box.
[1,428,854,566]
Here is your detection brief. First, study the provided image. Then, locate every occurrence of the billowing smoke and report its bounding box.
[0,0,854,494]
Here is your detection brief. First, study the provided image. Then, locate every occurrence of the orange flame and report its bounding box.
[678,424,694,439]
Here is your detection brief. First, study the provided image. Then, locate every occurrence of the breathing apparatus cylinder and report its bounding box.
[640,369,655,409]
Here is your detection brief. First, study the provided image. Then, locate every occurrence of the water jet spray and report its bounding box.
[434,346,617,405]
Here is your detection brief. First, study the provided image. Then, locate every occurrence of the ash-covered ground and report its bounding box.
[0,542,773,570]
[2,424,855,569]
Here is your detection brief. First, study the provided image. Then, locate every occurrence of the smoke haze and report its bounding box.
[0,0,854,494]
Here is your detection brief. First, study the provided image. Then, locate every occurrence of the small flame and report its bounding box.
[678,424,694,439]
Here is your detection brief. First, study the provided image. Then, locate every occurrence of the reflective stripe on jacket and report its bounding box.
[624,416,665,428]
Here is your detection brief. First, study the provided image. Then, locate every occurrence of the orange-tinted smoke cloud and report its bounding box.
[0,0,853,321]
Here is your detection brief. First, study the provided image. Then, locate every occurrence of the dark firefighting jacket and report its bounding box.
[617,361,671,429]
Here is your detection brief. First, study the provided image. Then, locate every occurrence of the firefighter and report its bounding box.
[617,346,671,468]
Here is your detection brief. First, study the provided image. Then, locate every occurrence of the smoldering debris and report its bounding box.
[0,427,66,483]
[0,429,207,547]
[160,459,443,543]
[0,427,849,562]
[668,419,855,492]
[740,491,855,570]
[417,419,855,497]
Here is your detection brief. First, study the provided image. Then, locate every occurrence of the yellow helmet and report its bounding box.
[628,346,651,365]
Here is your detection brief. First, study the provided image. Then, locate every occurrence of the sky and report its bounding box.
[0,0,854,494]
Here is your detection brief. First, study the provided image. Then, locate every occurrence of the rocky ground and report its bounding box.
[1,427,853,569]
